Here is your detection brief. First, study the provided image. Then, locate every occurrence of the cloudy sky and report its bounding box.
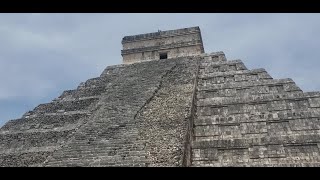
[0,13,320,126]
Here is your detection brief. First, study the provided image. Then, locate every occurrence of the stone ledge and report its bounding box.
[0,127,76,135]
[0,146,59,154]
[199,68,269,79]
[192,134,320,149]
[122,26,201,43]
[197,91,320,107]
[198,78,295,91]
[121,40,203,55]
[200,59,243,66]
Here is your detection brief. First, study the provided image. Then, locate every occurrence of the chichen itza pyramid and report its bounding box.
[1,27,320,167]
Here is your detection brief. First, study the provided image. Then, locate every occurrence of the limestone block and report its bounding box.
[194,125,219,137]
[267,145,286,158]
[309,97,320,108]
[249,146,268,159]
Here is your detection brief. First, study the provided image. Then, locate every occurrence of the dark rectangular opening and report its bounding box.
[159,53,168,59]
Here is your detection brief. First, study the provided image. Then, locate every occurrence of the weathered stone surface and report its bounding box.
[1,113,89,132]
[121,26,204,64]
[192,51,320,167]
[1,27,320,167]
[41,57,197,167]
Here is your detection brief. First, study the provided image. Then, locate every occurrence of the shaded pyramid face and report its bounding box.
[1,51,320,167]
[192,53,320,167]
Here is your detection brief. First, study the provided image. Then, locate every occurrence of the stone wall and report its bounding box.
[121,27,204,63]
[191,53,320,167]
[122,45,203,64]
[122,33,201,50]
[122,26,201,44]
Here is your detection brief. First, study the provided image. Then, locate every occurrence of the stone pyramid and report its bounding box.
[1,27,320,167]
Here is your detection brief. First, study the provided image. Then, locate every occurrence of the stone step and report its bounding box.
[45,131,146,161]
[0,129,75,150]
[0,113,90,132]
[196,100,314,117]
[22,110,92,118]
[199,52,227,64]
[50,152,117,159]
[0,146,58,154]
[77,77,111,89]
[200,59,244,66]
[196,91,320,108]
[45,158,148,167]
[195,108,320,126]
[194,122,267,137]
[192,160,320,167]
[193,119,320,139]
[89,60,162,87]
[100,64,127,77]
[97,162,147,167]
[198,69,273,85]
[50,151,146,160]
[192,134,320,149]
[59,86,107,100]
[199,59,247,72]
[47,147,147,163]
[76,128,140,137]
[58,142,144,150]
[44,158,94,167]
[54,145,145,152]
[197,80,301,99]
[0,150,52,167]
[191,147,320,166]
[198,78,300,91]
[32,97,99,114]
[61,142,145,150]
[199,68,272,78]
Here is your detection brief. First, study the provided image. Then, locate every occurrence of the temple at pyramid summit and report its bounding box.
[121,26,204,63]
[2,26,320,167]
